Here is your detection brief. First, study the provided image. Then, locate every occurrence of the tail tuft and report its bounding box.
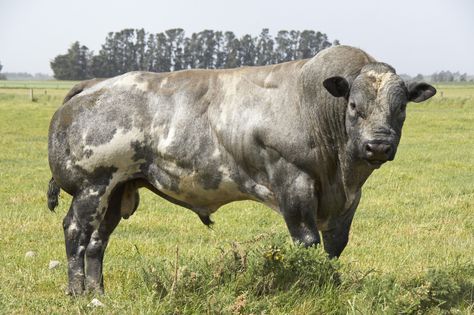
[47,178,60,211]
[199,214,214,228]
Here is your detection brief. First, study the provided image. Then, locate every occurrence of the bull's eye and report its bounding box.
[349,102,365,119]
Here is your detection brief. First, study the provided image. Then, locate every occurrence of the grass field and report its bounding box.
[0,80,78,90]
[0,81,473,314]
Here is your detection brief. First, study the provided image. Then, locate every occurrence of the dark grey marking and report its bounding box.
[196,170,223,190]
[83,149,93,159]
[131,139,154,164]
[85,127,117,147]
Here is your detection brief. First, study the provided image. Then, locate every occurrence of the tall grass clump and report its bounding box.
[137,234,341,314]
[134,234,474,314]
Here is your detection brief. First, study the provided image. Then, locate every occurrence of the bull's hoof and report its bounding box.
[85,282,105,295]
[65,280,86,296]
[65,286,85,296]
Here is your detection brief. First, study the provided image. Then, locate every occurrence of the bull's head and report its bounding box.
[323,63,436,168]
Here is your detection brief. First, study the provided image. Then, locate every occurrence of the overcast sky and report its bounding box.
[1,0,473,76]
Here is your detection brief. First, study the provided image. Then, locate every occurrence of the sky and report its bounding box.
[0,0,473,76]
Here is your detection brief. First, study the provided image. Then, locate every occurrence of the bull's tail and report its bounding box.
[47,178,60,211]
[62,78,104,105]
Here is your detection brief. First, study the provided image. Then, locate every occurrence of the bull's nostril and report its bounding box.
[364,141,393,161]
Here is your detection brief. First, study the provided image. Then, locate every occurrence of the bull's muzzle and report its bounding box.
[363,140,394,168]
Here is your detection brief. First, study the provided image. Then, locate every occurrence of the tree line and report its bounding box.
[50,28,339,80]
[406,71,470,83]
[429,71,468,82]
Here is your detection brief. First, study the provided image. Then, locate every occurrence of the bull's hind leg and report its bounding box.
[84,185,125,294]
[63,187,108,295]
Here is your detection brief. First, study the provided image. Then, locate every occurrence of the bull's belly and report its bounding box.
[144,159,278,215]
[157,175,249,212]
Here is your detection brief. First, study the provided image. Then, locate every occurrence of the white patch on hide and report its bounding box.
[77,127,145,173]
[74,127,146,226]
[157,126,176,153]
[211,148,221,158]
[87,188,99,196]
[159,77,168,88]
[77,245,86,254]
[112,72,148,92]
[79,76,122,96]
[67,222,79,238]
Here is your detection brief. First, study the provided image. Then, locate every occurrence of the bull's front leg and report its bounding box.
[321,192,360,258]
[278,173,320,247]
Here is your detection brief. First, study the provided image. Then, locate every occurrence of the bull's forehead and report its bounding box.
[353,65,406,103]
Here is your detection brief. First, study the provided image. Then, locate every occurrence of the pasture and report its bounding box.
[0,81,473,314]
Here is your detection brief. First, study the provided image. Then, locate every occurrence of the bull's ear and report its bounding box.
[323,76,350,98]
[407,82,436,103]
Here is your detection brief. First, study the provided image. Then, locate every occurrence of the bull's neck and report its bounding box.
[298,89,374,195]
[298,89,347,168]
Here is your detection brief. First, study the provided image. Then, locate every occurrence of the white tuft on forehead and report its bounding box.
[365,70,399,92]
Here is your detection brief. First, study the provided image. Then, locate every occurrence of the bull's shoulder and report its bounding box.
[63,78,105,104]
[314,45,376,70]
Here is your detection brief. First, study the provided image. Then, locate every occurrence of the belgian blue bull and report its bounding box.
[47,45,436,294]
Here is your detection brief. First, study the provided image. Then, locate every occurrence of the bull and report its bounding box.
[47,45,436,294]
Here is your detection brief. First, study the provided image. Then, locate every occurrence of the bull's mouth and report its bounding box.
[364,159,387,169]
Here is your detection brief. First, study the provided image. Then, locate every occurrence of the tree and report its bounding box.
[298,30,332,59]
[315,31,332,52]
[90,29,148,77]
[223,31,240,68]
[214,31,226,69]
[155,32,172,72]
[255,28,274,65]
[50,41,92,80]
[165,28,185,71]
[135,28,147,70]
[298,30,316,59]
[183,34,196,69]
[275,30,291,63]
[414,74,424,81]
[198,30,217,69]
[144,33,158,72]
[90,32,119,77]
[0,61,5,80]
[288,30,301,60]
[239,34,256,66]
[115,29,139,73]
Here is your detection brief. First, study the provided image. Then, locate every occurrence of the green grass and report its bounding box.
[0,83,473,314]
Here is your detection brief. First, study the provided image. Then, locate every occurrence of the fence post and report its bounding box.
[30,89,34,101]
